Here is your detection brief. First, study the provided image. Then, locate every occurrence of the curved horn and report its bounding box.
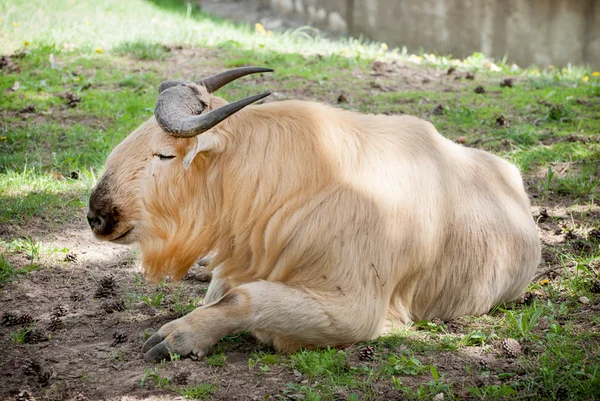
[201,67,274,93]
[154,84,270,138]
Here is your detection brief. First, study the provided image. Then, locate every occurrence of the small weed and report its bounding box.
[249,351,280,369]
[382,354,426,376]
[206,352,226,367]
[140,367,171,389]
[290,348,348,380]
[0,254,15,283]
[460,330,495,346]
[500,303,545,340]
[177,383,218,400]
[469,384,517,399]
[10,324,33,344]
[141,292,164,307]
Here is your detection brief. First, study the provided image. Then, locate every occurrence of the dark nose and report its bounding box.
[87,210,107,233]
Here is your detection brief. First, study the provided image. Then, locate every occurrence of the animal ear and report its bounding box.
[183,134,222,169]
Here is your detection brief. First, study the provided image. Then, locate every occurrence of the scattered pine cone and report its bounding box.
[500,78,514,88]
[500,338,521,358]
[588,228,600,242]
[47,315,64,332]
[22,359,42,376]
[15,390,36,401]
[94,276,117,298]
[590,280,600,294]
[431,317,443,326]
[172,371,190,385]
[101,299,125,313]
[111,332,128,347]
[357,345,376,361]
[52,304,67,318]
[474,85,486,94]
[2,312,33,327]
[37,371,50,385]
[65,252,77,262]
[24,328,47,344]
[478,358,490,370]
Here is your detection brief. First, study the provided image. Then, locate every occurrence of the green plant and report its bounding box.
[0,254,15,282]
[140,367,171,389]
[206,352,226,367]
[382,354,425,376]
[141,292,164,307]
[500,304,545,340]
[468,384,517,399]
[10,324,34,344]
[177,383,218,400]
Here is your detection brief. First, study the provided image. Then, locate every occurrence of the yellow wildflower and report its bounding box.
[84,18,90,25]
[380,43,388,51]
[0,136,7,141]
[255,23,266,34]
[0,18,4,22]
[540,279,549,285]
[548,65,554,70]
[532,69,539,75]
[593,71,600,77]
[12,22,19,27]
[95,48,103,54]
[266,30,272,37]
[582,75,589,82]
[23,40,30,46]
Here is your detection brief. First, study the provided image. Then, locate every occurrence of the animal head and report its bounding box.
[87,67,272,280]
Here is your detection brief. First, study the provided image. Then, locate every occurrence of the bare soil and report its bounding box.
[1,48,599,401]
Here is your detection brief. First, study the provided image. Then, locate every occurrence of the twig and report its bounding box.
[533,266,563,281]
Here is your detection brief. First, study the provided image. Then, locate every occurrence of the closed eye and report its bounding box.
[157,154,176,161]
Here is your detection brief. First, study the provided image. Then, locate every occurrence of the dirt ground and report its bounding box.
[1,45,599,400]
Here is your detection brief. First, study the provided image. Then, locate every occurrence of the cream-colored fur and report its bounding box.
[93,95,541,361]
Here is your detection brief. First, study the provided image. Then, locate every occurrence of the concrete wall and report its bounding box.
[265,0,600,68]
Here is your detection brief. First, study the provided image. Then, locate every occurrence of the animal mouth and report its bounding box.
[108,228,134,243]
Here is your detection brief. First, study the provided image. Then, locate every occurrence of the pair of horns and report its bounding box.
[154,67,273,138]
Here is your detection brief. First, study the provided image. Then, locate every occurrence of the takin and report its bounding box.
[86,67,541,362]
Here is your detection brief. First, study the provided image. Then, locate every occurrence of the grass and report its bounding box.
[1,0,599,400]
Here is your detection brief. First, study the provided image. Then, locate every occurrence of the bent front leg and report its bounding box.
[142,281,381,362]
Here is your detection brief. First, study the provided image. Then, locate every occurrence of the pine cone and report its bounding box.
[111,332,128,346]
[478,358,490,370]
[2,312,33,327]
[500,338,521,358]
[588,228,600,242]
[22,359,41,376]
[47,315,64,332]
[101,299,125,313]
[52,304,67,318]
[172,371,189,385]
[15,390,35,401]
[65,252,77,262]
[591,280,600,294]
[94,276,116,298]
[357,345,376,361]
[24,329,47,344]
[431,317,443,326]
